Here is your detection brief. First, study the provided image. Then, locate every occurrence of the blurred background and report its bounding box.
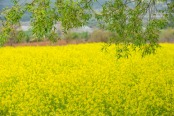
[0,0,174,46]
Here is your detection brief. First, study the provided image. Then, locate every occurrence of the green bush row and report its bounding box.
[64,28,174,43]
[64,30,116,43]
[5,28,174,44]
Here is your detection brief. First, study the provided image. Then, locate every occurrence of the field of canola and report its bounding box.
[0,43,174,115]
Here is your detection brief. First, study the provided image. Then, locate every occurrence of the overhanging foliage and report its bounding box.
[0,0,173,57]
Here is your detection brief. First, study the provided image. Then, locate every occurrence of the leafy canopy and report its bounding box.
[0,0,173,57]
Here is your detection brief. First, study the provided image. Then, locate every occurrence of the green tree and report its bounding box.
[0,0,173,57]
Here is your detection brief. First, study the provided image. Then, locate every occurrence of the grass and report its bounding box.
[0,43,174,115]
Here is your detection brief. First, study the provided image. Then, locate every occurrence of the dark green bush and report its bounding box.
[6,29,29,45]
[15,30,28,43]
[47,31,60,43]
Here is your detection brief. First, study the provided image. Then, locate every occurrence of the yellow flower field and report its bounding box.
[0,43,174,115]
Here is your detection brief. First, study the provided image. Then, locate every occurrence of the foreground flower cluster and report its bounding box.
[0,43,174,115]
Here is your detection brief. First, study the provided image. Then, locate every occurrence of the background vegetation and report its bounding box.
[0,0,174,58]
